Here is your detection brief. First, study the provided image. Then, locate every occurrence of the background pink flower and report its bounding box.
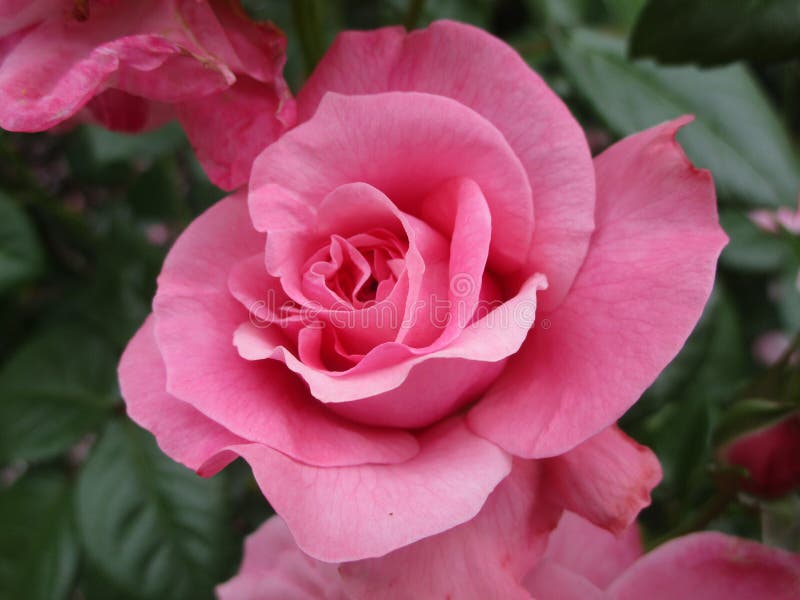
[0,0,295,189]
[119,19,725,565]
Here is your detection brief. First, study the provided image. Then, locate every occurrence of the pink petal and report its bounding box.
[469,117,728,458]
[249,90,532,272]
[229,417,512,562]
[118,314,245,476]
[216,517,346,600]
[152,192,419,467]
[423,177,493,330]
[542,427,662,534]
[544,512,643,589]
[338,459,560,600]
[524,563,609,600]
[177,75,294,190]
[607,532,800,600]
[0,0,61,37]
[296,20,594,306]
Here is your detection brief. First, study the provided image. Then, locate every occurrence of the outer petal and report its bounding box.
[250,91,533,273]
[608,532,800,600]
[296,20,595,307]
[216,517,346,600]
[152,192,419,467]
[544,512,643,589]
[119,314,245,476]
[542,427,662,534]
[230,417,512,562]
[177,76,295,191]
[338,459,561,600]
[469,117,728,457]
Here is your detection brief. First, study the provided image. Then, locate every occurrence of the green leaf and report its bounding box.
[0,473,79,600]
[554,29,800,207]
[76,421,233,600]
[0,324,118,463]
[0,191,44,294]
[603,0,645,26]
[630,0,800,66]
[527,0,596,26]
[84,122,187,166]
[714,398,797,446]
[776,269,800,331]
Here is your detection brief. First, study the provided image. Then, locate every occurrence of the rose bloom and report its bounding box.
[217,511,800,599]
[119,20,726,569]
[0,0,294,189]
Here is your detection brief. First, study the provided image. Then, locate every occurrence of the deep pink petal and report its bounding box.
[153,192,419,467]
[177,76,295,190]
[339,459,561,600]
[296,20,594,307]
[608,532,800,600]
[469,117,728,457]
[229,417,512,562]
[83,88,173,132]
[250,91,532,272]
[722,414,800,498]
[118,315,245,476]
[216,517,346,600]
[542,427,662,534]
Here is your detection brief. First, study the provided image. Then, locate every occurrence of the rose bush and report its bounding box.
[0,0,294,188]
[217,510,800,599]
[119,20,726,564]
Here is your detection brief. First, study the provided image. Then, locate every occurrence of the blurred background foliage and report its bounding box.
[0,1,798,599]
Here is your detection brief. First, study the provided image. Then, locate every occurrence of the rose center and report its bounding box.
[302,228,406,310]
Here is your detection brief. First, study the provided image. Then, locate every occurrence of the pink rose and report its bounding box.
[721,414,800,498]
[119,20,725,562]
[218,510,800,600]
[0,0,294,189]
